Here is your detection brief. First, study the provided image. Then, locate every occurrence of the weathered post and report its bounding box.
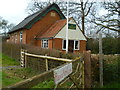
[99,33,103,87]
[20,49,24,67]
[24,50,27,68]
[83,51,91,88]
[45,54,48,71]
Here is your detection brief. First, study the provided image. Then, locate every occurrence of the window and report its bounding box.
[42,39,48,48]
[51,12,56,16]
[62,40,79,50]
[20,31,23,43]
[74,40,79,50]
[62,40,66,50]
[68,24,76,30]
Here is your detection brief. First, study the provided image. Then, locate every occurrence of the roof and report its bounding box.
[8,3,66,33]
[36,17,87,41]
[36,19,66,39]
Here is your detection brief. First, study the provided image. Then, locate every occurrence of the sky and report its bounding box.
[0,0,108,25]
[0,0,29,25]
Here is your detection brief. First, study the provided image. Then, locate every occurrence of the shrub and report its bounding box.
[2,42,80,61]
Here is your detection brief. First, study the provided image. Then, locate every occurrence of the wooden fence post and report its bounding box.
[24,50,27,68]
[45,54,48,71]
[20,49,24,67]
[82,60,84,88]
[83,51,91,88]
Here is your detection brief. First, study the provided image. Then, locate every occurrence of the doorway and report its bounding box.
[68,40,74,53]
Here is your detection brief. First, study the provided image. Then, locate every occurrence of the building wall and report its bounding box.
[53,38,62,50]
[74,40,86,53]
[52,38,86,52]
[8,30,27,44]
[26,10,61,45]
[55,18,87,41]
[8,10,61,45]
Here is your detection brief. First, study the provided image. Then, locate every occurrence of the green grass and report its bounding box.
[0,71,2,89]
[1,53,40,87]
[103,82,120,88]
[2,53,19,66]
[0,53,2,67]
[2,71,23,87]
[32,79,55,88]
[2,68,40,87]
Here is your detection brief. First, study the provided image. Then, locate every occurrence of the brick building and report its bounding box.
[7,3,86,53]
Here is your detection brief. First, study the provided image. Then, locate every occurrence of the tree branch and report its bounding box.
[85,2,93,16]
[94,22,120,32]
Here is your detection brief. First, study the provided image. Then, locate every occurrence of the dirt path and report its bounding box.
[0,66,22,70]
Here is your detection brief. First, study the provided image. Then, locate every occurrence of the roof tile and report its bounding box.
[36,19,67,39]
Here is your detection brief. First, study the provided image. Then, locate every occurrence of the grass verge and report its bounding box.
[2,68,40,87]
[32,79,55,88]
[2,53,19,66]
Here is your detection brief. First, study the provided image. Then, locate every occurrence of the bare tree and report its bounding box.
[92,1,120,34]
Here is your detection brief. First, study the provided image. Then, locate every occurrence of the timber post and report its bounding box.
[20,49,25,67]
[24,50,27,68]
[83,51,91,88]
[45,54,48,71]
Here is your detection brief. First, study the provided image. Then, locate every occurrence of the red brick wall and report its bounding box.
[8,30,27,44]
[26,10,61,45]
[74,40,86,53]
[28,38,86,53]
[53,38,62,50]
[52,39,86,53]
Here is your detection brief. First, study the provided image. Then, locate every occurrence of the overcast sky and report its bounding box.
[0,0,108,25]
[0,0,29,25]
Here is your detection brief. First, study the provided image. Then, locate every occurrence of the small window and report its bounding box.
[74,40,79,50]
[51,12,56,16]
[42,39,48,48]
[68,24,76,30]
[62,40,66,50]
[20,31,23,43]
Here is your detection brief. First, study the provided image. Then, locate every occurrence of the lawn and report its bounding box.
[2,53,19,66]
[1,54,40,88]
[32,79,55,88]
[2,68,40,87]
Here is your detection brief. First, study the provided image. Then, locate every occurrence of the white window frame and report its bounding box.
[20,31,23,43]
[41,39,49,48]
[74,40,80,50]
[62,39,66,50]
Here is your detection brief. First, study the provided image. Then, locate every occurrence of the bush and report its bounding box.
[2,42,80,61]
[103,55,119,84]
[91,55,119,87]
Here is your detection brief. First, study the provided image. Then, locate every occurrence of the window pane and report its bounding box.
[20,32,23,43]
[75,41,79,49]
[42,39,48,48]
[63,40,66,49]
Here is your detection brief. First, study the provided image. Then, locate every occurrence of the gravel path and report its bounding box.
[0,66,22,70]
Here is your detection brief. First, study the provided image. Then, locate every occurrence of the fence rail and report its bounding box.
[19,49,85,88]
